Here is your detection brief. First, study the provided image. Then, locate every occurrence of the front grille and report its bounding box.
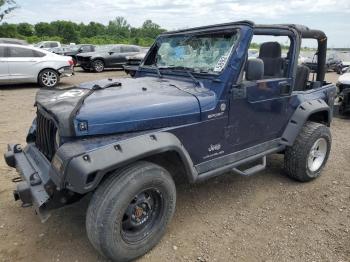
[35,110,57,160]
[338,84,349,93]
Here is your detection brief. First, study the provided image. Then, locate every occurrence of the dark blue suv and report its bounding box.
[4,21,336,261]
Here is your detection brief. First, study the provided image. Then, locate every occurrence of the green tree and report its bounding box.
[0,22,17,37]
[0,0,18,22]
[34,22,54,37]
[17,22,33,36]
[50,21,79,43]
[80,22,106,38]
[107,16,130,38]
[141,20,165,38]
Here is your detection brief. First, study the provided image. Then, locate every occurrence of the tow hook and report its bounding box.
[13,182,33,208]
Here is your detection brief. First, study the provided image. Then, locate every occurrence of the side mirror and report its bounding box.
[108,52,114,55]
[245,58,264,81]
[78,49,83,53]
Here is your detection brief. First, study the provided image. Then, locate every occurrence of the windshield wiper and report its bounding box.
[158,66,203,87]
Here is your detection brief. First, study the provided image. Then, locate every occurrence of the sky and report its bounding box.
[3,0,350,47]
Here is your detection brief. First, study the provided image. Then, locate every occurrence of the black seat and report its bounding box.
[294,65,310,91]
[258,42,284,78]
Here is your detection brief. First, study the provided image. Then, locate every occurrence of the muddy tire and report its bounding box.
[284,121,331,182]
[86,161,176,261]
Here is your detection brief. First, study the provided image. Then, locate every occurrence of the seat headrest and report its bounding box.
[259,42,282,58]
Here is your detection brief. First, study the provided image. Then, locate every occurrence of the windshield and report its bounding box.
[34,42,44,47]
[69,45,80,51]
[145,31,239,73]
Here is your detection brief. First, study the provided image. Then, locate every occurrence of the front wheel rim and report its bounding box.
[42,71,57,87]
[120,189,163,244]
[94,61,104,72]
[307,138,328,172]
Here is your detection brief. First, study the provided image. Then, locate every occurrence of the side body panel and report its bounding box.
[0,57,9,83]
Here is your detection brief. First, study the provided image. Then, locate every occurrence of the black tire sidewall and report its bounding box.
[92,163,176,261]
[93,59,104,72]
[304,127,331,178]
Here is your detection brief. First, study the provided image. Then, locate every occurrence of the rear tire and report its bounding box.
[284,121,331,182]
[86,161,176,261]
[92,59,105,72]
[38,69,59,88]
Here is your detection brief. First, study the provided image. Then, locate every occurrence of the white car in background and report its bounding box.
[0,44,74,88]
[34,41,61,50]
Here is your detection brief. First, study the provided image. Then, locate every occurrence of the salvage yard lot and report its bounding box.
[0,70,349,261]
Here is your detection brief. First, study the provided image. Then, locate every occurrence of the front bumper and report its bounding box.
[4,144,54,222]
[77,59,92,69]
[58,66,74,77]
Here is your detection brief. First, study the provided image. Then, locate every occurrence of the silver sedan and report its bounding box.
[0,44,74,88]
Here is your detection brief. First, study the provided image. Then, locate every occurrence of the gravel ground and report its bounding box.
[0,70,349,262]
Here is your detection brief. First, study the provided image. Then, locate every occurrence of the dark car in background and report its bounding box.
[76,44,141,72]
[56,44,95,65]
[124,47,149,76]
[303,52,343,72]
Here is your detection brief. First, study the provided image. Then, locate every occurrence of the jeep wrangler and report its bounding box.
[4,21,336,261]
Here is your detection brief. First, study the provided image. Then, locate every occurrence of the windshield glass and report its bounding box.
[69,45,80,51]
[34,42,44,47]
[145,30,239,73]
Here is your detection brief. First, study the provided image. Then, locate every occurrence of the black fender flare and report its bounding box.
[91,57,105,64]
[281,99,331,146]
[61,132,197,194]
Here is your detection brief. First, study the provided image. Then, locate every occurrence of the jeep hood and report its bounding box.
[36,77,216,137]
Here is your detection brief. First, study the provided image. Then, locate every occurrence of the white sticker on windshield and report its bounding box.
[214,55,228,72]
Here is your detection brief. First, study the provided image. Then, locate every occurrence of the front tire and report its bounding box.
[284,121,331,182]
[86,161,176,262]
[92,59,105,72]
[38,69,59,88]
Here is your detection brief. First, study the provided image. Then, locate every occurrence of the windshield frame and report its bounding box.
[141,28,241,77]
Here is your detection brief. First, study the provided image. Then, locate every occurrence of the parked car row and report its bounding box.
[0,38,150,87]
[301,52,350,74]
[0,43,74,88]
[38,42,148,73]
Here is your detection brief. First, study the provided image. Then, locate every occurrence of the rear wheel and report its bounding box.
[86,161,176,261]
[92,59,104,72]
[38,69,59,88]
[284,121,331,182]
